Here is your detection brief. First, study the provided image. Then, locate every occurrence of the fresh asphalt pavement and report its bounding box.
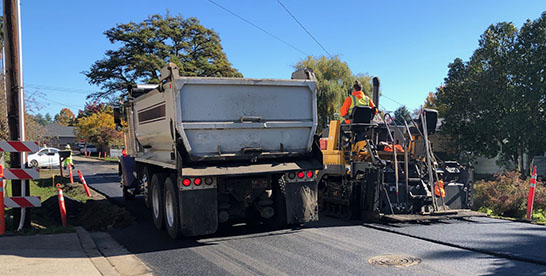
[74,156,546,276]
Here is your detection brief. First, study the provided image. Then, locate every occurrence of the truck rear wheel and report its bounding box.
[164,175,182,239]
[142,167,152,208]
[151,173,166,230]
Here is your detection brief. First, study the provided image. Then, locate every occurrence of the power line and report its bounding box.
[25,83,95,94]
[33,93,82,110]
[207,0,309,56]
[381,94,406,107]
[276,0,332,58]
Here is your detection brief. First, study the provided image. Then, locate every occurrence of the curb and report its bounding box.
[75,227,119,276]
[76,227,153,276]
[91,232,153,276]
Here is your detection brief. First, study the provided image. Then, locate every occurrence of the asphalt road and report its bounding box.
[74,156,546,276]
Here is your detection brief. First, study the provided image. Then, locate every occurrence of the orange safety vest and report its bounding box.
[434,180,446,198]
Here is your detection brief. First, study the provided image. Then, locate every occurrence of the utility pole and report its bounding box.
[3,0,30,229]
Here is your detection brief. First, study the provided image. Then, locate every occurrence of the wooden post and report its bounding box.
[4,0,30,228]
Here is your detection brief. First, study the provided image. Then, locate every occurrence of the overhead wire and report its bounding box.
[33,93,82,110]
[206,0,309,56]
[381,93,406,107]
[25,83,95,94]
[276,0,332,58]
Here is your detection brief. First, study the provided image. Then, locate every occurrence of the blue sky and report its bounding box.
[18,0,546,116]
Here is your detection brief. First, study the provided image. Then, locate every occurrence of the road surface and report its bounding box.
[74,156,546,276]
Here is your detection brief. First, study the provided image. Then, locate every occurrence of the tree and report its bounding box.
[295,56,373,131]
[393,105,411,124]
[34,114,48,126]
[74,111,122,148]
[44,113,53,124]
[54,108,75,126]
[77,101,110,120]
[84,14,242,100]
[431,14,546,173]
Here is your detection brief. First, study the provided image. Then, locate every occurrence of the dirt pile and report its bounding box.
[78,200,134,231]
[35,184,134,231]
[35,195,85,225]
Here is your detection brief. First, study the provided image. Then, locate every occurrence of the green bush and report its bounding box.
[473,171,546,221]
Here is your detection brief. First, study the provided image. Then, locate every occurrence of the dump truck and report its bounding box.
[116,63,323,239]
[317,78,475,221]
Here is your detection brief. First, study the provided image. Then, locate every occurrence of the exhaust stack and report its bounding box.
[372,77,380,107]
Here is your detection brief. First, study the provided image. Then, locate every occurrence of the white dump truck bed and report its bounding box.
[133,75,317,167]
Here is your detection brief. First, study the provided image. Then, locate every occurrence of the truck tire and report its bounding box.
[164,175,182,239]
[151,173,166,230]
[142,167,152,208]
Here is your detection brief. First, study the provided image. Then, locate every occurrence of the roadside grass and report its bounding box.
[478,207,546,225]
[4,172,89,203]
[81,155,119,162]
[3,173,91,235]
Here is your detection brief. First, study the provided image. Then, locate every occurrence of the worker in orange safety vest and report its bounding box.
[340,80,377,124]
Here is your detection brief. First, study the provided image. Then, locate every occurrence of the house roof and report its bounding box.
[45,123,75,138]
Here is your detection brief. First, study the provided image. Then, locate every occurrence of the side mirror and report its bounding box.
[113,107,123,131]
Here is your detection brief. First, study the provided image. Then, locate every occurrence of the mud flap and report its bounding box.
[119,156,136,188]
[178,189,218,236]
[285,181,318,224]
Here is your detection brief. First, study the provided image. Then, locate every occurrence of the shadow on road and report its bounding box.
[107,193,357,256]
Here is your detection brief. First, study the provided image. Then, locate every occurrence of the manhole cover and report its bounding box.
[368,254,421,268]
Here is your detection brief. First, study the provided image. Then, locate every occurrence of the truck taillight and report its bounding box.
[194,178,202,186]
[205,177,213,185]
[183,178,191,186]
[297,171,305,179]
[307,171,314,178]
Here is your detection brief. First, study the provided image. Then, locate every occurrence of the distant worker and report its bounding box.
[340,80,377,124]
[63,144,73,169]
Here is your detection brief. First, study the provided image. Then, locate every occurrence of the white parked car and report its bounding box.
[79,144,98,155]
[27,147,60,168]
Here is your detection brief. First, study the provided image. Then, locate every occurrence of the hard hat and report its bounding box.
[65,144,71,149]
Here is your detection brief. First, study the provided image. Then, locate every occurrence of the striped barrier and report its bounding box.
[3,168,40,180]
[4,196,41,208]
[0,141,41,233]
[0,141,39,152]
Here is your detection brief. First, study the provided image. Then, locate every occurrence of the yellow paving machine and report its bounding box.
[317,78,476,222]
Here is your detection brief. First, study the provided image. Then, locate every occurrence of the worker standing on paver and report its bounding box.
[63,144,73,169]
[340,80,377,124]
